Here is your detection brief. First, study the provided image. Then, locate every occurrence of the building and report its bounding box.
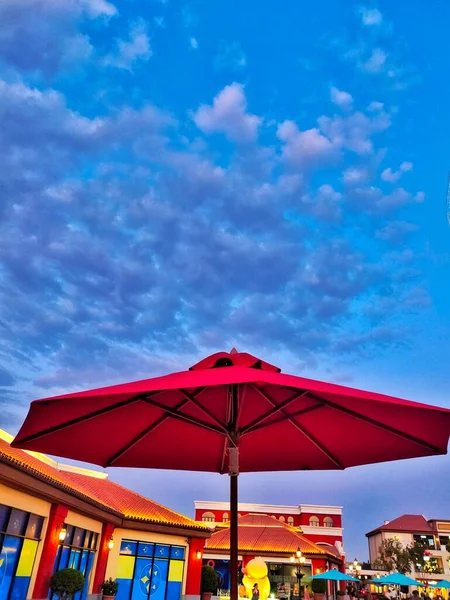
[195,501,344,554]
[194,501,345,593]
[366,514,450,583]
[0,430,211,600]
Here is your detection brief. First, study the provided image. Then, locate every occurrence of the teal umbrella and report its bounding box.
[369,573,424,586]
[429,581,450,589]
[310,571,360,582]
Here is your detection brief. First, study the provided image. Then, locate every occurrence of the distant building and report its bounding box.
[194,501,345,592]
[366,514,450,583]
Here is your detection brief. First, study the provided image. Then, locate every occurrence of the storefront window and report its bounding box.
[116,540,185,600]
[0,504,43,600]
[53,526,98,600]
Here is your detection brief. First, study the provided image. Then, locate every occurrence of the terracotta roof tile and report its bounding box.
[206,513,330,556]
[367,514,436,536]
[0,437,208,532]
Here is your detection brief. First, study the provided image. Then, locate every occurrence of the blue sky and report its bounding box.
[1,0,450,561]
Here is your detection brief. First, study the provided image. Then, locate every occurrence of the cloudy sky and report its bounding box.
[1,0,450,560]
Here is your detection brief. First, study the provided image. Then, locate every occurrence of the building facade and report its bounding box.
[195,501,344,556]
[366,514,450,583]
[0,430,210,600]
[194,501,345,594]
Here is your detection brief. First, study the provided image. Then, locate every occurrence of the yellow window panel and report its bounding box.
[117,556,135,580]
[16,540,38,577]
[168,560,184,582]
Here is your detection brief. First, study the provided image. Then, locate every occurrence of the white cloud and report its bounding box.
[358,6,383,26]
[105,20,152,70]
[362,48,387,73]
[82,0,117,18]
[330,86,353,108]
[277,121,335,166]
[190,37,199,49]
[194,83,261,142]
[343,167,369,185]
[381,161,413,183]
[319,108,391,155]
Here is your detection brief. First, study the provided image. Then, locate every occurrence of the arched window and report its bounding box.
[324,517,334,528]
[279,516,285,522]
[223,513,229,523]
[202,511,215,522]
[287,517,294,526]
[309,516,320,527]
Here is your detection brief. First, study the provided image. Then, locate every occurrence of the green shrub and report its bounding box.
[201,565,219,593]
[50,569,85,599]
[311,580,327,594]
[101,579,119,596]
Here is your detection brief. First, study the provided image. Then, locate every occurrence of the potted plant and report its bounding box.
[50,568,85,600]
[201,565,219,600]
[101,579,119,600]
[311,579,327,600]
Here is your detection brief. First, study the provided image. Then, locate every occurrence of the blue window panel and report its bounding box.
[170,547,185,560]
[9,577,31,600]
[73,550,91,600]
[166,582,182,600]
[0,535,22,600]
[154,546,169,559]
[149,559,168,600]
[137,543,154,558]
[120,541,138,556]
[58,547,70,570]
[132,557,153,600]
[68,549,81,569]
[116,579,132,600]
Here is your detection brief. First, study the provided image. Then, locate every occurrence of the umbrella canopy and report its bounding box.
[430,581,450,589]
[310,571,359,582]
[12,350,450,600]
[369,573,424,586]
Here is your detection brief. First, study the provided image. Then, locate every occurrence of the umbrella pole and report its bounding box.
[230,470,238,600]
[228,383,240,600]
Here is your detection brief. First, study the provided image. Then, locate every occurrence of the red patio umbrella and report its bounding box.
[12,350,450,600]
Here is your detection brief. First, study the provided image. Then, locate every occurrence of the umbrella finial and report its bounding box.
[230,347,238,355]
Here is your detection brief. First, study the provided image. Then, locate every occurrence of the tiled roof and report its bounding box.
[63,471,210,530]
[206,513,334,556]
[0,436,209,532]
[367,514,436,536]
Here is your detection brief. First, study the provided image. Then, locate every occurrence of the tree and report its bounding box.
[373,539,412,574]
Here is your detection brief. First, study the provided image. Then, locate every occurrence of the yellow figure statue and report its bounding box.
[242,557,271,600]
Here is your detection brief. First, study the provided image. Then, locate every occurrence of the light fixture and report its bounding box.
[296,548,302,559]
[196,550,202,561]
[59,526,67,542]
[107,536,115,550]
[290,556,295,563]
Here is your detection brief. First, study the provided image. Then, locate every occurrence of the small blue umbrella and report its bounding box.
[310,571,360,582]
[429,581,450,589]
[369,573,424,587]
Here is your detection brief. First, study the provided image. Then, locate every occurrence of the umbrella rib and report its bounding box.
[14,392,157,445]
[305,391,444,454]
[240,390,310,434]
[252,385,344,469]
[142,395,228,435]
[105,396,192,467]
[179,388,226,430]
[241,398,323,435]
